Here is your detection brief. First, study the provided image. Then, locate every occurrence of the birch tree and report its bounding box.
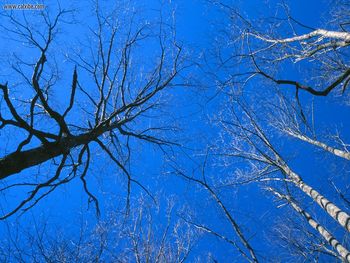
[213,1,350,100]
[212,98,350,261]
[206,1,350,260]
[271,216,343,262]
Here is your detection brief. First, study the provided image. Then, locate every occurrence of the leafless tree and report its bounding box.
[268,187,349,261]
[0,1,185,219]
[174,161,259,263]
[209,97,350,261]
[0,196,197,262]
[270,215,342,262]
[201,1,350,261]
[212,0,350,101]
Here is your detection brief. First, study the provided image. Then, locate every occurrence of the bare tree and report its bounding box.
[200,1,350,261]
[0,1,185,218]
[212,0,350,100]
[0,196,197,262]
[270,214,342,262]
[268,187,350,261]
[208,98,350,261]
[174,162,259,263]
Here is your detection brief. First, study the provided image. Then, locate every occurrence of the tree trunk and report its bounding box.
[285,131,350,160]
[270,188,350,262]
[0,124,112,179]
[282,166,350,233]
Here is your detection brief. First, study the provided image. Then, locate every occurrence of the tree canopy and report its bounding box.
[0,0,349,262]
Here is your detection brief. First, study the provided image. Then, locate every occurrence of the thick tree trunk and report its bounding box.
[0,125,111,179]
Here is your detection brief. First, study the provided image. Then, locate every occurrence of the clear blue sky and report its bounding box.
[0,0,349,261]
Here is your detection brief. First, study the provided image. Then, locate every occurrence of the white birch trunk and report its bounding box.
[282,166,350,233]
[270,188,350,262]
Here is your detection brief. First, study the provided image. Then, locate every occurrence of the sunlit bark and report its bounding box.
[269,187,350,262]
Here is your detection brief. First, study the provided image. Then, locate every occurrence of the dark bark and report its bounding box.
[0,125,109,179]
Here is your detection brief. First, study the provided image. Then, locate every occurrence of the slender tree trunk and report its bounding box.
[282,166,350,233]
[250,29,350,44]
[285,131,350,160]
[270,187,350,262]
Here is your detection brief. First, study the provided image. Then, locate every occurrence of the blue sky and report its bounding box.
[0,0,349,261]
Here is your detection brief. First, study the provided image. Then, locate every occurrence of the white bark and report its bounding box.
[285,130,350,161]
[281,166,350,233]
[250,29,350,44]
[270,188,350,262]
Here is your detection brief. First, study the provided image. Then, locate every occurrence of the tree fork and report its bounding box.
[0,124,111,179]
